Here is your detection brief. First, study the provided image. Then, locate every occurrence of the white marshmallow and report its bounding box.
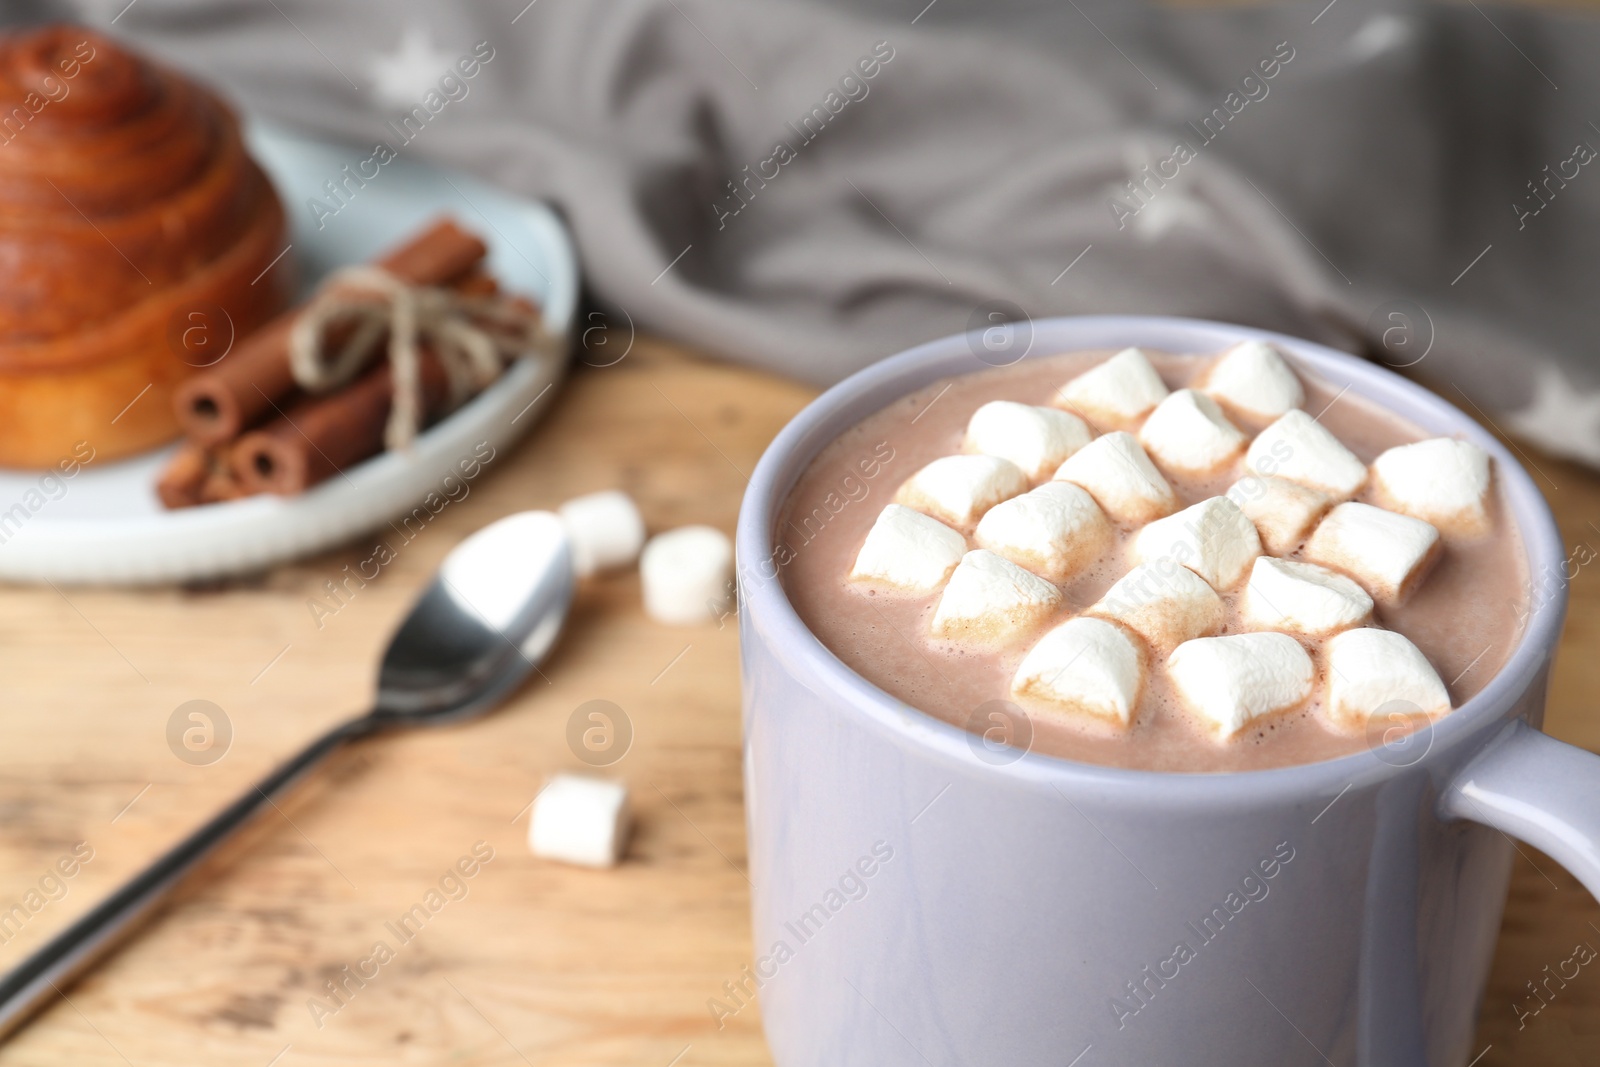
[1225,475,1331,555]
[1245,409,1368,499]
[1011,616,1145,726]
[640,525,734,625]
[1302,502,1440,604]
[895,454,1028,527]
[1240,556,1372,637]
[529,774,631,868]
[1132,496,1261,591]
[931,549,1063,646]
[1371,437,1492,536]
[1137,389,1247,476]
[1203,340,1305,422]
[1054,347,1169,429]
[1167,632,1315,739]
[964,401,1093,481]
[1086,562,1225,652]
[851,504,967,594]
[1052,431,1178,526]
[974,481,1112,582]
[559,490,647,577]
[1324,627,1450,729]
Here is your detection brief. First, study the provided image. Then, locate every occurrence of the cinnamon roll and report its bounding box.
[0,26,292,467]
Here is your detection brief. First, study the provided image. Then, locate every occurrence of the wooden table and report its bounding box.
[0,338,1595,1066]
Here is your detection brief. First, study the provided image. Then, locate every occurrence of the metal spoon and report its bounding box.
[0,510,574,1041]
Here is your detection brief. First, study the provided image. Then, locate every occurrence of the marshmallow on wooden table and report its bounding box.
[974,481,1112,582]
[529,774,631,868]
[931,549,1062,646]
[641,525,733,625]
[1137,389,1247,476]
[850,504,966,594]
[895,454,1028,527]
[1371,437,1492,536]
[1225,475,1330,556]
[1087,562,1225,652]
[1302,502,1440,604]
[1052,431,1178,526]
[1240,557,1372,637]
[1054,347,1169,429]
[964,401,1093,481]
[1245,409,1368,499]
[559,490,647,577]
[1167,632,1315,739]
[1324,627,1450,730]
[1132,496,1261,591]
[1202,341,1305,423]
[1011,616,1145,727]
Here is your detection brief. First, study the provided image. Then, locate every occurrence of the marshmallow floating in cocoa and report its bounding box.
[1371,437,1492,536]
[1246,409,1368,499]
[974,481,1112,582]
[1302,502,1440,604]
[1053,347,1169,430]
[1324,627,1450,730]
[1137,388,1247,476]
[1202,340,1305,423]
[1132,495,1262,591]
[1225,474,1331,556]
[1011,616,1145,726]
[1052,431,1178,526]
[895,453,1028,527]
[1167,632,1315,739]
[931,549,1062,646]
[1086,561,1225,653]
[1240,556,1372,637]
[851,504,967,594]
[964,400,1093,482]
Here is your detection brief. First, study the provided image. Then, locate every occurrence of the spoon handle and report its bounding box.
[0,713,379,1042]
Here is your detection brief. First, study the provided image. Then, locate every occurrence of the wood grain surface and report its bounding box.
[0,337,1596,1065]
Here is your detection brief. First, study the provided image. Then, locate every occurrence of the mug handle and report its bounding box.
[1438,719,1600,898]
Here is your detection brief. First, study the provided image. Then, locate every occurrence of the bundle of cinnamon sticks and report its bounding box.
[157,217,514,508]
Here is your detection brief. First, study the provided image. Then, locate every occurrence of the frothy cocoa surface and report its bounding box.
[776,350,1528,773]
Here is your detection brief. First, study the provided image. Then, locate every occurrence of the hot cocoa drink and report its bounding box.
[776,345,1527,773]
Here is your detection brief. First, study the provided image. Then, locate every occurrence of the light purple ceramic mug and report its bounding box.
[735,316,1588,1066]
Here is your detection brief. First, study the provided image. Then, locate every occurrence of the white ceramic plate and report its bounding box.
[0,122,577,585]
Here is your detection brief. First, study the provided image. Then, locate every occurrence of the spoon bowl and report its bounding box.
[376,510,573,722]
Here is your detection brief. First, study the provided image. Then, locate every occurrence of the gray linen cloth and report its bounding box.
[13,0,1600,464]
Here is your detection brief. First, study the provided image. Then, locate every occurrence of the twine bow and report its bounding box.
[287,265,545,449]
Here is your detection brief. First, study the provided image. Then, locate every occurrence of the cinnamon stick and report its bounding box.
[156,441,251,508]
[172,217,487,445]
[228,350,454,496]
[155,443,208,508]
[199,467,249,504]
[452,267,499,297]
